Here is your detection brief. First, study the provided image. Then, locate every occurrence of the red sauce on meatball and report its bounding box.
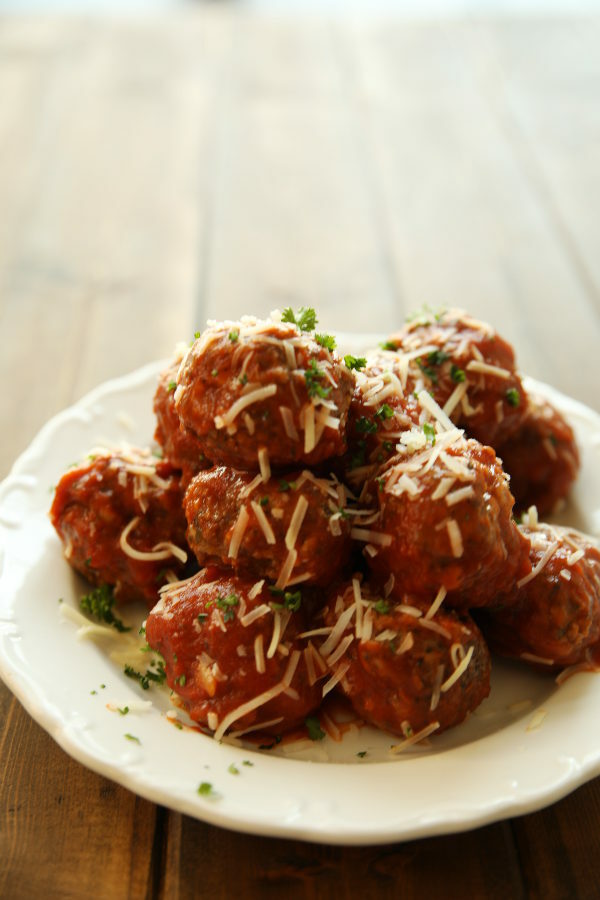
[50,448,189,606]
[145,566,321,737]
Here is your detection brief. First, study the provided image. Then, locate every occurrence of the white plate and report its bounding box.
[2,344,600,845]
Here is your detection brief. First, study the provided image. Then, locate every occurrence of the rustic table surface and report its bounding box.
[2,7,600,899]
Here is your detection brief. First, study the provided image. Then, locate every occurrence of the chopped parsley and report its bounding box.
[228,329,239,343]
[506,388,520,407]
[379,340,398,352]
[356,751,367,758]
[238,373,248,386]
[304,359,331,399]
[258,735,282,751]
[216,593,239,623]
[176,674,187,687]
[118,706,129,716]
[349,440,366,470]
[167,380,177,393]
[124,733,141,744]
[373,599,390,615]
[315,332,336,351]
[281,306,317,332]
[416,349,451,384]
[242,760,254,767]
[194,330,201,339]
[228,763,240,776]
[305,716,326,741]
[406,305,446,326]
[375,403,394,421]
[427,349,450,367]
[80,584,130,633]
[259,496,269,507]
[355,416,378,435]
[344,354,367,371]
[268,587,302,612]
[197,781,215,796]
[279,479,297,492]
[197,612,208,623]
[451,364,466,383]
[423,422,436,445]
[123,661,166,691]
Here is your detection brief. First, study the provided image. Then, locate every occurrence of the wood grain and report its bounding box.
[0,688,157,900]
[2,10,600,900]
[158,814,524,900]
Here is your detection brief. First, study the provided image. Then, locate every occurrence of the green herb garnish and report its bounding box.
[216,593,239,623]
[355,416,378,435]
[373,599,390,615]
[282,306,317,332]
[124,733,141,744]
[423,422,436,445]
[304,359,331,399]
[315,333,336,351]
[505,388,520,407]
[268,587,302,612]
[305,716,326,741]
[123,661,166,691]
[451,365,465,383]
[228,329,239,343]
[197,781,214,796]
[375,403,394,421]
[80,584,130,633]
[344,354,367,371]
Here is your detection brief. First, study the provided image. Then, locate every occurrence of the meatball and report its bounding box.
[184,466,352,587]
[496,393,579,517]
[342,355,421,488]
[320,578,491,737]
[153,355,211,487]
[360,433,531,607]
[384,308,527,447]
[145,566,321,738]
[50,447,189,606]
[174,315,354,469]
[477,520,600,669]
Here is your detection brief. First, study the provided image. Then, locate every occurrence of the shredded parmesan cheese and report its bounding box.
[228,506,250,559]
[440,646,474,692]
[517,540,559,588]
[250,500,277,545]
[285,495,309,550]
[214,384,277,429]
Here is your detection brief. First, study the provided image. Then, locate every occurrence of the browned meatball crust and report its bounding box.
[383,308,527,447]
[478,520,600,669]
[184,466,352,587]
[320,578,491,737]
[50,448,189,606]
[153,356,211,487]
[145,566,321,738]
[496,393,579,517]
[358,433,531,608]
[174,316,354,470]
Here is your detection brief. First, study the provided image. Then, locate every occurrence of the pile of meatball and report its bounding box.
[50,308,600,748]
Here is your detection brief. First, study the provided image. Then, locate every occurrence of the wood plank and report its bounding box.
[158,814,524,900]
[0,688,157,900]
[511,777,600,900]
[0,15,231,477]
[345,20,600,411]
[200,17,399,334]
[481,18,600,309]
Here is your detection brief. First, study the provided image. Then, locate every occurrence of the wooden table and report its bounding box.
[2,9,600,898]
